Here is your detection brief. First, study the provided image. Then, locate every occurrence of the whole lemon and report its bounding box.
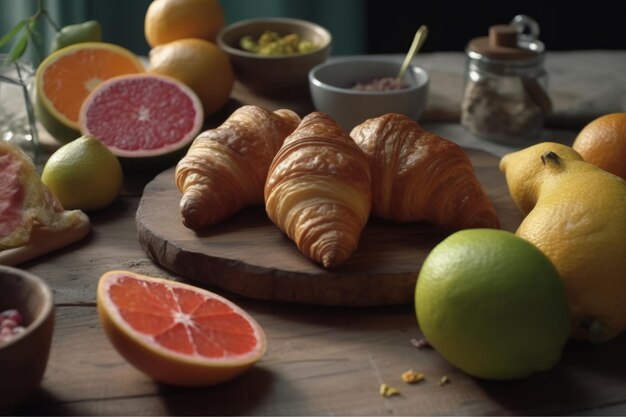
[50,20,102,52]
[144,0,225,47]
[415,229,570,381]
[148,38,234,117]
[42,135,123,211]
[500,142,626,343]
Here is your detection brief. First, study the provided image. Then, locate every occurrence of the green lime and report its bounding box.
[50,20,102,52]
[415,229,570,380]
[41,135,123,211]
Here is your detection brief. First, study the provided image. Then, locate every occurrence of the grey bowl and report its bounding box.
[0,266,54,412]
[217,17,332,97]
[309,56,429,131]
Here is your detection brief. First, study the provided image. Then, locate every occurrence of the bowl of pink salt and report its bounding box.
[0,265,54,413]
[308,56,429,131]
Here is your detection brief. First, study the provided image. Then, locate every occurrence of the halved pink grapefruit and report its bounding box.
[97,270,267,386]
[79,73,204,169]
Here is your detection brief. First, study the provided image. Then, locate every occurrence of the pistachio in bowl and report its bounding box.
[217,17,332,97]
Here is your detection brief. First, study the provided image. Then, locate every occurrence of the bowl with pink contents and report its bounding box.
[0,266,54,412]
[308,56,429,131]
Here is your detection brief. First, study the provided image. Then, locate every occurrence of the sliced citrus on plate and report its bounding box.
[78,73,204,165]
[97,270,267,386]
[35,42,145,143]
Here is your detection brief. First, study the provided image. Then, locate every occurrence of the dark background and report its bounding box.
[365,2,625,53]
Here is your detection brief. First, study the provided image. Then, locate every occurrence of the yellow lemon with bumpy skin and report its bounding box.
[42,135,123,211]
[415,228,570,380]
[500,142,626,343]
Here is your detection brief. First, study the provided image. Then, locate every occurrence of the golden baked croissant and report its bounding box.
[175,105,301,229]
[350,113,500,229]
[264,112,372,268]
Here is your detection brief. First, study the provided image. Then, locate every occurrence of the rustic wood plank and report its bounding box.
[12,302,626,416]
[10,50,626,416]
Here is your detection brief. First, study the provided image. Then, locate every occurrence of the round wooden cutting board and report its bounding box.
[136,149,522,306]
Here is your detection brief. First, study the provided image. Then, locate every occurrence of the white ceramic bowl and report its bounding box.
[217,17,332,97]
[0,266,54,412]
[309,56,429,131]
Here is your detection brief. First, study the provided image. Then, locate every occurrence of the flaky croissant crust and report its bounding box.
[175,105,300,229]
[351,113,500,229]
[265,112,372,268]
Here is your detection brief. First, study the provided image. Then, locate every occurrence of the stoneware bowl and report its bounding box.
[217,17,332,97]
[308,56,429,131]
[0,265,54,412]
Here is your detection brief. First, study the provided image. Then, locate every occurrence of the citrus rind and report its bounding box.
[35,42,145,143]
[78,73,204,160]
[97,270,267,386]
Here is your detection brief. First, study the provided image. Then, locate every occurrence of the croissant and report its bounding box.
[175,105,301,229]
[350,113,500,229]
[265,112,372,268]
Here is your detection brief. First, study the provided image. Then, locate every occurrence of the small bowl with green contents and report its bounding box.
[217,17,332,97]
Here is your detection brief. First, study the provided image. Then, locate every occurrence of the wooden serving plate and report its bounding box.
[136,149,522,306]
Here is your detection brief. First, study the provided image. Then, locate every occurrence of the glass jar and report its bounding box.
[0,54,40,162]
[461,15,551,144]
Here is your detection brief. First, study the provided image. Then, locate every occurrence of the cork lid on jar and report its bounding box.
[467,15,545,60]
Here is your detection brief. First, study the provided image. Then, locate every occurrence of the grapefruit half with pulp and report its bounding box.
[79,73,204,170]
[97,270,267,386]
[35,42,145,143]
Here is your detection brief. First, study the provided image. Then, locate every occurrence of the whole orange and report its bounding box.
[144,0,225,47]
[572,113,626,180]
[148,38,234,117]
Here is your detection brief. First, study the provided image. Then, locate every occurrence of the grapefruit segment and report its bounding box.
[35,42,145,143]
[79,73,204,160]
[1,140,88,250]
[97,270,267,386]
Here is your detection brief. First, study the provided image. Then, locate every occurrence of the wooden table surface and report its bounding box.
[9,51,626,416]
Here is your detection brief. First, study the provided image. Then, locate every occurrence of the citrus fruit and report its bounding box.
[500,142,626,343]
[572,113,626,180]
[415,228,570,380]
[97,270,267,386]
[1,140,88,251]
[78,73,204,170]
[498,142,583,214]
[41,135,123,211]
[148,38,234,117]
[144,0,225,47]
[50,20,102,52]
[35,42,145,143]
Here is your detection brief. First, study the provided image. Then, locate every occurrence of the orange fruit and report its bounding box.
[148,38,234,117]
[35,42,145,143]
[144,0,225,47]
[97,270,267,386]
[572,113,626,180]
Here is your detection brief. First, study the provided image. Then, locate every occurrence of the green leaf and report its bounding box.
[0,19,27,49]
[7,30,29,62]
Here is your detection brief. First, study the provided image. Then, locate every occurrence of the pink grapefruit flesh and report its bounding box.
[79,73,204,159]
[97,270,267,386]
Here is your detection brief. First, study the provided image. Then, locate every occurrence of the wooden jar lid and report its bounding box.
[468,24,538,60]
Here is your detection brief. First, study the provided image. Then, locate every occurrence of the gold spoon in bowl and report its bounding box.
[397,25,429,81]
